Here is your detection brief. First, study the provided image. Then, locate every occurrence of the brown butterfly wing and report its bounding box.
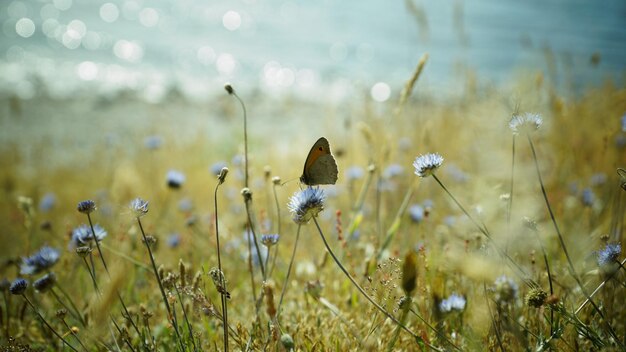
[300,137,338,185]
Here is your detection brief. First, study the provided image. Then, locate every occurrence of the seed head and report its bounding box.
[217,167,229,185]
[261,234,280,247]
[525,287,548,308]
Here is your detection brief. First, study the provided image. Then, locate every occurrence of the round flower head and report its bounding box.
[77,200,96,214]
[288,187,325,225]
[597,243,621,267]
[413,153,444,178]
[33,272,56,293]
[261,234,280,247]
[20,246,60,275]
[130,197,149,218]
[439,293,466,313]
[70,224,107,248]
[494,275,518,304]
[408,204,424,223]
[10,278,28,295]
[166,169,186,189]
[509,112,543,134]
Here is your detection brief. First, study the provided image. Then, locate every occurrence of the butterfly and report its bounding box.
[300,137,339,186]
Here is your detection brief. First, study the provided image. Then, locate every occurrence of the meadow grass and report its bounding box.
[0,72,625,351]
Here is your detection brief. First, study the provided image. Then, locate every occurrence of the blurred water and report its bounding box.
[0,0,625,103]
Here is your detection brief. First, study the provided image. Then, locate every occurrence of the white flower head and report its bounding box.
[413,153,444,178]
[509,112,543,135]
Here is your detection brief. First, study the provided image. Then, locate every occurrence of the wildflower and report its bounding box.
[144,135,163,150]
[622,112,626,132]
[70,224,107,247]
[581,188,595,207]
[167,233,181,248]
[383,164,404,178]
[130,197,149,218]
[76,200,96,214]
[590,173,607,186]
[210,161,228,176]
[509,112,542,134]
[39,193,56,212]
[288,187,325,225]
[439,293,466,313]
[493,275,518,304]
[345,166,364,181]
[20,246,60,275]
[446,164,469,183]
[178,198,193,212]
[413,153,443,178]
[261,234,280,247]
[9,278,28,295]
[166,169,185,189]
[33,273,56,293]
[525,287,547,308]
[597,243,621,267]
[408,204,424,223]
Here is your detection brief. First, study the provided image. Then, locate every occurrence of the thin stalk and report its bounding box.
[377,179,416,260]
[22,294,78,351]
[529,226,554,336]
[431,174,530,282]
[526,135,623,347]
[230,91,249,188]
[175,285,197,352]
[407,306,461,351]
[483,283,504,352]
[575,256,626,315]
[59,316,89,352]
[269,183,282,277]
[86,213,108,273]
[137,218,185,352]
[276,225,301,320]
[506,135,516,253]
[214,181,229,352]
[244,199,266,279]
[312,217,441,351]
[50,287,86,327]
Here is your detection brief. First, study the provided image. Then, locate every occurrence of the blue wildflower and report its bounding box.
[70,224,107,248]
[261,234,280,247]
[590,173,607,186]
[383,164,404,179]
[210,161,228,176]
[166,169,186,189]
[129,197,149,218]
[288,187,325,225]
[439,293,466,313]
[622,113,626,132]
[345,166,364,181]
[144,135,163,150]
[33,272,56,292]
[77,199,96,214]
[9,278,28,295]
[409,204,424,223]
[167,233,181,248]
[597,243,621,267]
[581,188,595,207]
[494,275,518,304]
[39,193,56,212]
[20,246,60,275]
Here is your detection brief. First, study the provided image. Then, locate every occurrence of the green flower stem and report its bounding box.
[276,224,301,320]
[22,294,78,352]
[312,217,442,351]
